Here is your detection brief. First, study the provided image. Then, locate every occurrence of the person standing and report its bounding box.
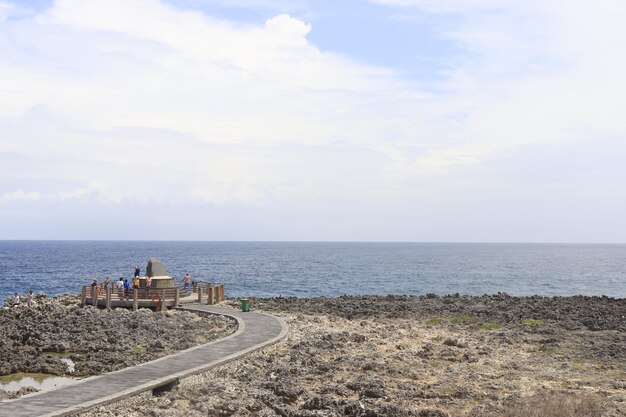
[26,290,33,308]
[12,292,20,307]
[134,265,140,278]
[117,278,125,299]
[103,276,110,291]
[182,273,192,290]
[123,279,130,298]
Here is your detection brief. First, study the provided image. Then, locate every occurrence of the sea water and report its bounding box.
[0,373,76,393]
[0,358,76,393]
[0,241,625,301]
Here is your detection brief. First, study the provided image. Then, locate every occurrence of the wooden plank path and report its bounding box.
[0,305,288,417]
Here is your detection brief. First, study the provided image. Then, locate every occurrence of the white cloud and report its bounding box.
[0,0,425,209]
[58,181,126,203]
[0,190,41,204]
[1,0,626,240]
[371,0,626,172]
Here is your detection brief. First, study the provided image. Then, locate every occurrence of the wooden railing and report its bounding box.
[191,281,225,305]
[80,281,225,309]
[81,285,180,311]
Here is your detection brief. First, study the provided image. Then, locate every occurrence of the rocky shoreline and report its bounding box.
[81,294,625,417]
[0,294,236,400]
[2,294,625,416]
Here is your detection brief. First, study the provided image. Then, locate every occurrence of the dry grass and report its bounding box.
[502,393,606,417]
[521,319,545,326]
[450,315,476,324]
[479,322,502,331]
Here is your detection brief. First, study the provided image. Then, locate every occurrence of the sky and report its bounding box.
[1,0,625,242]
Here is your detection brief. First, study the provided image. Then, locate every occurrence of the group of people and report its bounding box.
[88,266,195,300]
[113,276,149,300]
[90,274,150,301]
[10,290,34,308]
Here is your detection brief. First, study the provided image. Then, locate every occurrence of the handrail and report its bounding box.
[81,286,178,300]
[80,285,180,310]
[171,281,225,304]
[80,281,225,309]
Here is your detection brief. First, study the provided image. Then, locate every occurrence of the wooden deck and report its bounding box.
[0,304,289,417]
[81,282,225,310]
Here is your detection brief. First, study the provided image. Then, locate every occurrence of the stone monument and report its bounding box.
[144,257,174,289]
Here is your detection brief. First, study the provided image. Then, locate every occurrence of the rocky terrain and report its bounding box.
[0,294,236,400]
[77,294,625,417]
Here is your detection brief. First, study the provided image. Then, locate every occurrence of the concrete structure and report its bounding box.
[145,258,174,288]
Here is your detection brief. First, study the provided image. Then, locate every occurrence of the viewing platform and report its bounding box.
[81,282,226,310]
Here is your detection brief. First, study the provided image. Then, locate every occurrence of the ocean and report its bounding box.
[0,241,624,301]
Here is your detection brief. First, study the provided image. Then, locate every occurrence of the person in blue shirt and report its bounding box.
[123,279,130,297]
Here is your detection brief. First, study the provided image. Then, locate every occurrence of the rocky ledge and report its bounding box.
[79,294,625,417]
[0,294,236,400]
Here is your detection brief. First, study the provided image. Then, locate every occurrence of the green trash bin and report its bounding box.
[241,298,250,312]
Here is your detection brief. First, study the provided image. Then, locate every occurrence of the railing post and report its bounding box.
[174,288,180,307]
[91,285,97,306]
[81,286,87,306]
[160,291,165,314]
[207,286,215,305]
[133,289,138,311]
[106,286,112,310]
[218,284,224,302]
[197,285,202,303]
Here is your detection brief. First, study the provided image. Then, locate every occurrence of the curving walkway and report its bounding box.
[0,305,288,417]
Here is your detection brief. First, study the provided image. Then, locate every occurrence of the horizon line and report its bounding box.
[1,239,625,245]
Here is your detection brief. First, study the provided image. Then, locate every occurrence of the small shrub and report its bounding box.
[501,393,605,417]
[479,323,502,331]
[133,345,144,353]
[522,319,544,326]
[426,318,443,326]
[450,315,475,324]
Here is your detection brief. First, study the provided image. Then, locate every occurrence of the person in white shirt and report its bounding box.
[12,292,20,307]
[117,278,125,299]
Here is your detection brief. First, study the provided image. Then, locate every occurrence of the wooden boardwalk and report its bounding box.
[0,305,288,417]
